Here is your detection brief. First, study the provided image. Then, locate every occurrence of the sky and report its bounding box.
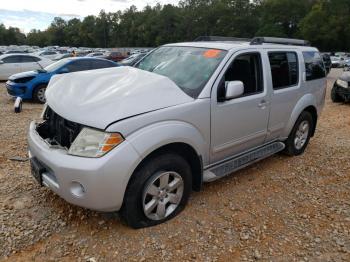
[0,0,180,33]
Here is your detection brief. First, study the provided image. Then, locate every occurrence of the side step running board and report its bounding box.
[203,142,285,182]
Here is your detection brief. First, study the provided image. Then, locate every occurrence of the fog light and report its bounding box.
[70,181,86,197]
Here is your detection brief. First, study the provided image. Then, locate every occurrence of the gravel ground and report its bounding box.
[0,69,349,262]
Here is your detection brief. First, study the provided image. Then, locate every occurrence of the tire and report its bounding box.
[33,84,47,104]
[331,85,344,103]
[283,111,314,156]
[120,153,192,229]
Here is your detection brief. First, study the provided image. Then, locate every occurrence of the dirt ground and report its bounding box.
[0,69,349,262]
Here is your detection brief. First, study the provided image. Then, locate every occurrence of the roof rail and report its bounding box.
[250,37,310,46]
[194,36,251,42]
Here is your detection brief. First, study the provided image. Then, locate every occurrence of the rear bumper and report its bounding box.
[27,121,142,212]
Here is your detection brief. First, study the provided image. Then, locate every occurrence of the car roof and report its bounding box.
[164,41,318,52]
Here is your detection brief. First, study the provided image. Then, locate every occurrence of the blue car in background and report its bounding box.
[6,57,119,103]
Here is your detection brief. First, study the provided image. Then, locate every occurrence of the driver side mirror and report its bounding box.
[58,67,69,74]
[225,81,244,100]
[0,60,4,65]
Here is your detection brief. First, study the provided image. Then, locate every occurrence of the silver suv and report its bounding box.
[28,37,327,228]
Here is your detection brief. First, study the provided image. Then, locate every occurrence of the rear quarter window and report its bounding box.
[303,51,326,81]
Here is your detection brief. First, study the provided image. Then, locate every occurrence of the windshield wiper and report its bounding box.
[36,69,47,73]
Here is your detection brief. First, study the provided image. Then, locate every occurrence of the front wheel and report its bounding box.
[284,111,314,156]
[120,153,192,229]
[33,84,47,104]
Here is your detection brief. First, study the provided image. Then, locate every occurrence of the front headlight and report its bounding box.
[68,127,124,158]
[336,79,349,88]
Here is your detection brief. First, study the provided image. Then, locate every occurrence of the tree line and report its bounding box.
[1,0,350,52]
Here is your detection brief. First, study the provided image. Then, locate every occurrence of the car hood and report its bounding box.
[46,66,194,129]
[8,70,38,80]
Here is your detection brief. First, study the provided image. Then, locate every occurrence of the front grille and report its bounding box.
[37,107,82,148]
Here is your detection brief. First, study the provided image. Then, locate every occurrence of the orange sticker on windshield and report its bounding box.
[203,49,222,58]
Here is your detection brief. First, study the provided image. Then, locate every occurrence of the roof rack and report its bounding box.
[194,36,251,42]
[250,37,310,46]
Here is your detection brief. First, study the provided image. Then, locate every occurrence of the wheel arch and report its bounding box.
[303,105,318,137]
[128,142,203,193]
[283,94,318,138]
[32,82,48,96]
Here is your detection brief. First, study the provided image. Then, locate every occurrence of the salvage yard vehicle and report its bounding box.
[28,37,327,228]
[331,56,345,68]
[331,72,350,102]
[6,57,118,103]
[0,54,53,80]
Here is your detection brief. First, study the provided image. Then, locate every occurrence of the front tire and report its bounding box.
[284,111,314,156]
[331,85,344,103]
[120,153,192,229]
[33,84,47,104]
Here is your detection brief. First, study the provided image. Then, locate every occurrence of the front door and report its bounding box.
[210,51,270,164]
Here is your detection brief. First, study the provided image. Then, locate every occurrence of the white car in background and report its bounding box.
[0,54,53,80]
[331,56,345,68]
[36,50,60,60]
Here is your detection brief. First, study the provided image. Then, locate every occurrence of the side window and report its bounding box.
[21,56,36,63]
[32,56,41,62]
[303,51,326,81]
[2,56,22,63]
[268,52,299,90]
[66,60,91,72]
[220,53,263,99]
[90,60,114,69]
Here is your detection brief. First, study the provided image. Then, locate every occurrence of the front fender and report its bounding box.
[282,94,317,138]
[125,120,208,164]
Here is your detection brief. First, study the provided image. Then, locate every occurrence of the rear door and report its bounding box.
[20,55,42,71]
[265,50,302,141]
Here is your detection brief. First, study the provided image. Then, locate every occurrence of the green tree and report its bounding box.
[299,0,350,51]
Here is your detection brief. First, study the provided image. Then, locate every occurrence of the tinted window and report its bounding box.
[21,56,39,62]
[32,56,41,62]
[90,60,115,69]
[2,56,22,63]
[268,52,298,90]
[42,51,56,55]
[66,60,91,72]
[303,51,326,81]
[221,53,263,98]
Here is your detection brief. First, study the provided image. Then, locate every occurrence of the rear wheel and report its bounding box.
[284,111,314,156]
[120,153,192,229]
[33,84,47,104]
[331,85,344,103]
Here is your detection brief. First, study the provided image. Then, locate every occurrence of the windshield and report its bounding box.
[136,46,227,98]
[44,58,70,72]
